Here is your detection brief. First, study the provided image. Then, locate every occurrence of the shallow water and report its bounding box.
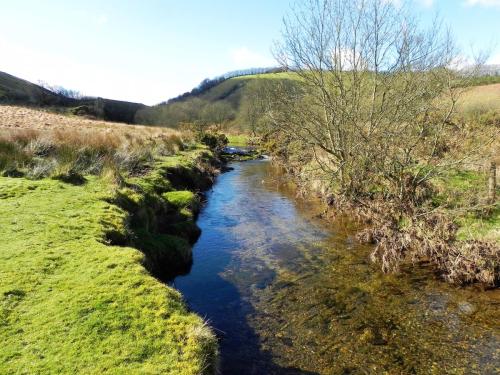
[173,160,499,374]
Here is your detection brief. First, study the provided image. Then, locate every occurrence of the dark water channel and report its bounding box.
[173,159,499,374]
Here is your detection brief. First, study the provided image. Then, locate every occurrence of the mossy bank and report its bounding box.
[0,148,219,374]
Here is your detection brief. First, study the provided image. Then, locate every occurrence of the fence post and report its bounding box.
[488,161,497,204]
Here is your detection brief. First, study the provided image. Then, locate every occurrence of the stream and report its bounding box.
[173,159,499,374]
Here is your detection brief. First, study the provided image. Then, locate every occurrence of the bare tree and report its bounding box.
[269,0,489,205]
[37,80,83,99]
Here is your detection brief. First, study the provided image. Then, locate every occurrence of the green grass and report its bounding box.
[434,169,499,243]
[163,190,197,208]
[0,154,217,374]
[226,134,249,146]
[456,207,500,242]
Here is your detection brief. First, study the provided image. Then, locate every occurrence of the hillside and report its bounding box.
[135,70,500,132]
[135,72,298,129]
[0,71,71,106]
[0,71,146,124]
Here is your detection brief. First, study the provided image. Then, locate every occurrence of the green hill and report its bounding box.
[134,72,297,130]
[0,71,146,124]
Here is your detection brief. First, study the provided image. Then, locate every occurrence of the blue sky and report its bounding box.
[0,0,499,104]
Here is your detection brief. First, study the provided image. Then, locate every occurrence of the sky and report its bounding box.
[0,0,499,105]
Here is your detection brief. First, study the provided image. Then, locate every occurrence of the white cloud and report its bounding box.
[418,0,434,7]
[464,0,500,6]
[229,47,275,69]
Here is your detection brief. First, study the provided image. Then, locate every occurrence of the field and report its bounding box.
[0,105,218,374]
[458,83,500,114]
[0,104,169,135]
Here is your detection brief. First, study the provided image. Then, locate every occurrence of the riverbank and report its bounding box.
[0,148,219,373]
[263,137,499,287]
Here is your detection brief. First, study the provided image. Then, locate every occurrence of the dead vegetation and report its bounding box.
[0,105,192,180]
[349,198,499,286]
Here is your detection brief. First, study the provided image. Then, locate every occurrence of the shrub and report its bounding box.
[26,157,58,179]
[113,148,154,175]
[199,132,228,152]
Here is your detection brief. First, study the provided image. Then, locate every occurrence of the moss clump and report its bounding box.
[134,229,193,279]
[129,170,173,195]
[163,190,198,209]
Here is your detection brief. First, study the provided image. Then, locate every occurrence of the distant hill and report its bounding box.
[135,71,297,130]
[0,71,72,106]
[477,64,500,76]
[0,71,146,124]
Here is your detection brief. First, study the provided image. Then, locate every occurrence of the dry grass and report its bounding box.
[0,105,194,179]
[0,104,183,144]
[458,83,500,114]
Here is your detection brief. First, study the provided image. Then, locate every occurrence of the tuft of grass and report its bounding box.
[163,190,197,209]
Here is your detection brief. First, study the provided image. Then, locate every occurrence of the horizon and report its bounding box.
[1,0,499,105]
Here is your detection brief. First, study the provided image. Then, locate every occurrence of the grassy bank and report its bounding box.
[0,150,219,374]
[0,108,219,373]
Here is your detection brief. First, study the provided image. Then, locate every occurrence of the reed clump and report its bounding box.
[0,126,191,182]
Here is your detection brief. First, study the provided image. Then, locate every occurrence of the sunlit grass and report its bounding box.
[227,134,249,146]
[0,171,217,374]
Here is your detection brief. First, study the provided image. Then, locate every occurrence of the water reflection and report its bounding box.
[174,160,499,374]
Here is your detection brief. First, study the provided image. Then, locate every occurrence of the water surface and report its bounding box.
[174,160,499,374]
